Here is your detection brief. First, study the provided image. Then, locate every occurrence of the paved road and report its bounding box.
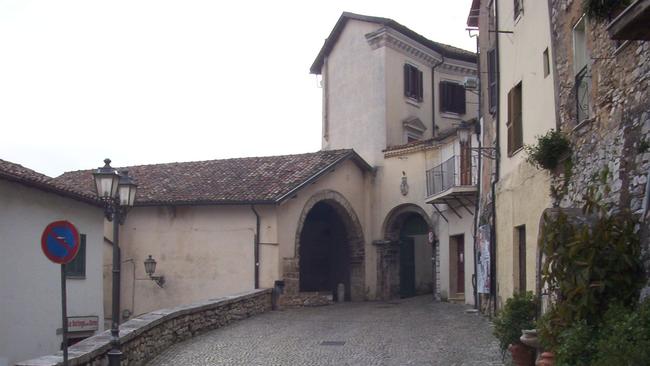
[147,296,503,366]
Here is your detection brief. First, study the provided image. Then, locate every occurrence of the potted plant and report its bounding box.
[493,291,537,366]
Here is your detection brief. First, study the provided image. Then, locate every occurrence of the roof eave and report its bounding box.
[274,150,373,203]
[0,173,102,207]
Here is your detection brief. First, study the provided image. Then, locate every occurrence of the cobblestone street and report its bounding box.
[147,296,503,366]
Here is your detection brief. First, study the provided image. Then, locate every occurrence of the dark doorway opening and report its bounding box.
[399,213,429,298]
[299,202,351,301]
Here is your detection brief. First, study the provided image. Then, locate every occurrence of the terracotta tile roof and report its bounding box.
[52,149,371,206]
[310,12,477,74]
[0,159,100,205]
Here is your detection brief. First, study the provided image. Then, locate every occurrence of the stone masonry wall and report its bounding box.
[549,0,650,297]
[17,289,272,366]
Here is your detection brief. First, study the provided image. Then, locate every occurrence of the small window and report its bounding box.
[507,82,523,155]
[543,48,550,78]
[573,16,591,122]
[514,0,523,19]
[404,64,423,101]
[66,234,86,278]
[439,81,466,114]
[487,49,498,113]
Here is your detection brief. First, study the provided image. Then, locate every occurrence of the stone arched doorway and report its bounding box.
[376,204,434,300]
[289,190,365,302]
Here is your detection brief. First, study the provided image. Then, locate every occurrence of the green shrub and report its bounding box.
[525,130,571,171]
[538,193,644,348]
[493,291,537,354]
[592,299,650,366]
[554,320,597,366]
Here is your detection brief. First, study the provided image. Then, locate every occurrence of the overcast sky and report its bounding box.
[0,0,475,177]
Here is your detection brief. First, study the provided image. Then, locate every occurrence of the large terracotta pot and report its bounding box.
[508,343,535,366]
[536,352,555,366]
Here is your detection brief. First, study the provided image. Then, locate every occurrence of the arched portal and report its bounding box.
[299,202,351,300]
[292,190,365,302]
[377,204,435,300]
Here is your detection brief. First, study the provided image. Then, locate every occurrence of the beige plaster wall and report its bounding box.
[0,180,104,366]
[497,0,557,176]
[276,159,371,296]
[112,204,278,318]
[437,208,476,305]
[493,0,556,306]
[495,162,551,305]
[322,19,387,166]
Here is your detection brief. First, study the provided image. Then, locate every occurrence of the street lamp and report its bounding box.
[93,159,137,366]
[144,255,165,287]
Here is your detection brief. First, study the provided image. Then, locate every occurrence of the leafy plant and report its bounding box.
[592,299,650,365]
[493,291,537,354]
[538,190,645,349]
[525,130,571,171]
[584,0,631,20]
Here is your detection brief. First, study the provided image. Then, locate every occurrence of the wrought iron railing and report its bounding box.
[425,154,478,198]
[576,66,591,123]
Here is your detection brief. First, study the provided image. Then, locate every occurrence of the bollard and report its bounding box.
[337,283,345,303]
[272,280,285,310]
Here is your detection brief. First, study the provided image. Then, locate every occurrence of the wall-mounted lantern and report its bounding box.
[144,255,165,287]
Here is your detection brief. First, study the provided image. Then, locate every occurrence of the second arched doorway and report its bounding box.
[377,204,434,300]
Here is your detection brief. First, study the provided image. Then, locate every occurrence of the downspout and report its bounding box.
[251,205,260,289]
[491,0,502,315]
[472,32,481,310]
[431,55,445,135]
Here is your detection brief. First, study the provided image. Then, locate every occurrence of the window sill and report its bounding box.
[440,111,463,120]
[66,275,86,280]
[405,98,421,108]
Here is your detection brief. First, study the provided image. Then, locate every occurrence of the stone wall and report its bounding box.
[549,0,650,296]
[17,289,272,366]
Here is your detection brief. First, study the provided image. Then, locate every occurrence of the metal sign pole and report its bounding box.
[61,264,69,366]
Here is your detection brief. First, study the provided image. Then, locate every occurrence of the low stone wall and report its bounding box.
[17,289,272,366]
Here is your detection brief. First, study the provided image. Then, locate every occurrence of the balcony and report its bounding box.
[607,0,650,40]
[425,154,478,218]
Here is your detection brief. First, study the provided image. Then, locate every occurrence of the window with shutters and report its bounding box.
[66,234,86,278]
[487,49,497,113]
[573,16,591,123]
[404,64,423,102]
[507,82,523,156]
[439,81,466,115]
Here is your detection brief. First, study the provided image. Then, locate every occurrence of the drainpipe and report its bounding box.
[431,55,445,135]
[472,32,481,311]
[251,205,260,289]
[491,0,502,315]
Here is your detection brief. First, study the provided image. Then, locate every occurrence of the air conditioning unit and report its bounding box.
[464,76,479,90]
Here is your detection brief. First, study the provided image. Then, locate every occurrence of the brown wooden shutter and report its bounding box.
[440,81,448,111]
[417,69,423,101]
[456,84,466,114]
[507,88,515,155]
[514,83,523,150]
[404,64,410,97]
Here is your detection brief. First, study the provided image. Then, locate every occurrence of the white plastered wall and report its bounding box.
[0,180,104,366]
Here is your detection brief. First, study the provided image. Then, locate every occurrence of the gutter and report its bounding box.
[431,55,445,135]
[491,0,502,315]
[251,205,261,289]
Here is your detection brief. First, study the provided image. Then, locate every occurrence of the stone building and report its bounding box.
[51,12,480,327]
[0,159,105,366]
[547,0,650,295]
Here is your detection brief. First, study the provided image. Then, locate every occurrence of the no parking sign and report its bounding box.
[41,220,80,264]
[41,220,80,366]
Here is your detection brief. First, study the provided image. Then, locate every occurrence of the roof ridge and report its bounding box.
[57,149,354,176]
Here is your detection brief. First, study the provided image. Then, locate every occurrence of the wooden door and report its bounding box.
[457,236,465,293]
[459,141,472,186]
[400,238,416,298]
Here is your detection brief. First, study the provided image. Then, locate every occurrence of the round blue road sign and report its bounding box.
[41,220,80,264]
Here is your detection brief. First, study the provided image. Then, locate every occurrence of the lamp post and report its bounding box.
[93,159,137,366]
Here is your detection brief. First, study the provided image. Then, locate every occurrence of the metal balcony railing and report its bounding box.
[425,154,478,198]
[576,66,591,123]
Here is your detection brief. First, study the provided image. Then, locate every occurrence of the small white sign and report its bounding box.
[67,316,99,332]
